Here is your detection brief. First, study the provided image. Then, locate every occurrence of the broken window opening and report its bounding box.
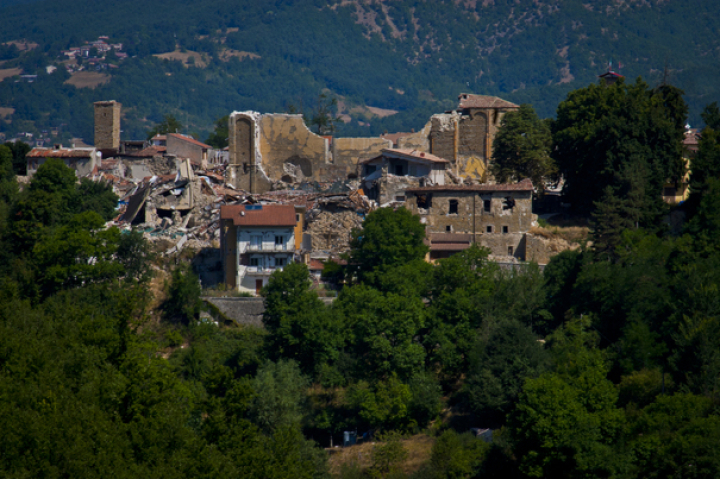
[446,225,452,232]
[503,196,516,210]
[416,194,432,209]
[449,199,459,215]
[507,245,514,256]
[502,226,509,234]
[486,225,493,233]
[394,164,404,176]
[483,199,491,212]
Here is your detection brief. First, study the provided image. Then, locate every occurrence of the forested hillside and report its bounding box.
[0,0,719,142]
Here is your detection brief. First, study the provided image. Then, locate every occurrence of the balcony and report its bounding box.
[244,244,291,252]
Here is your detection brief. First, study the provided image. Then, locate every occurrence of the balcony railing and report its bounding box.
[244,244,290,252]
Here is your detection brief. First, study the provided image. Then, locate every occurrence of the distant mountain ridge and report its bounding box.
[0,0,718,142]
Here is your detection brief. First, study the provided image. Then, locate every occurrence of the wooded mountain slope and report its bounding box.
[0,0,718,141]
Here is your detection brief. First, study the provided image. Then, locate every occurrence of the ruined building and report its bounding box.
[396,94,519,180]
[227,112,392,193]
[226,94,519,194]
[360,148,448,205]
[403,179,537,261]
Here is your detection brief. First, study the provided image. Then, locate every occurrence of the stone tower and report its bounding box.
[94,100,121,152]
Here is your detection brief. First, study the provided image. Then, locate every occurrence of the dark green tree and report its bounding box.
[164,263,201,323]
[77,177,119,221]
[491,104,555,189]
[146,114,183,139]
[347,207,428,285]
[262,262,341,376]
[701,101,720,130]
[205,115,229,148]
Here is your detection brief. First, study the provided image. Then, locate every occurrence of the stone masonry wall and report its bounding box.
[94,101,121,151]
[306,209,363,253]
[333,137,392,175]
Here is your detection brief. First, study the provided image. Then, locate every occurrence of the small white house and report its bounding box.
[220,204,298,295]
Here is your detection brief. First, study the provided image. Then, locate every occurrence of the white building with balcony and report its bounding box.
[220,203,298,295]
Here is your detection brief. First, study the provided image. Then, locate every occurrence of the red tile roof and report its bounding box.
[458,94,519,110]
[406,178,533,193]
[168,133,211,149]
[308,259,325,271]
[220,204,297,227]
[27,147,95,158]
[599,71,624,79]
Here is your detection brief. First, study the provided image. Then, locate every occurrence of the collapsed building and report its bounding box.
[226,94,519,194]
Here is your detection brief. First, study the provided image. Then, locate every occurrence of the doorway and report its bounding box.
[255,279,263,295]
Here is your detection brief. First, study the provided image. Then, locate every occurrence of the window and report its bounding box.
[486,225,493,233]
[394,164,404,176]
[483,199,491,212]
[446,225,452,232]
[449,199,458,214]
[295,214,300,222]
[502,226,509,234]
[503,196,516,210]
[250,257,260,267]
[508,246,514,256]
[366,165,377,175]
[275,235,284,246]
[250,235,262,250]
[417,194,432,209]
[395,195,406,202]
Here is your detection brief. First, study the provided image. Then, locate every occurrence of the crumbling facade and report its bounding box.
[360,148,448,205]
[397,94,519,180]
[404,179,535,261]
[94,100,121,154]
[227,112,392,193]
[26,147,101,177]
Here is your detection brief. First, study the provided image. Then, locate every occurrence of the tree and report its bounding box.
[701,101,720,130]
[77,177,119,221]
[687,126,720,215]
[3,140,30,176]
[205,115,229,148]
[164,263,201,323]
[262,262,341,376]
[491,104,555,189]
[553,78,686,217]
[464,320,550,423]
[347,207,428,285]
[306,93,340,135]
[248,360,309,434]
[0,144,17,203]
[509,320,628,478]
[146,114,183,139]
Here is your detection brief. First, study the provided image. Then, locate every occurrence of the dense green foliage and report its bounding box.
[490,104,554,188]
[3,89,720,477]
[0,0,719,141]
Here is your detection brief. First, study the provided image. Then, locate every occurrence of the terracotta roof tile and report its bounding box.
[220,204,297,227]
[168,133,211,149]
[406,178,533,193]
[27,148,95,158]
[458,93,519,110]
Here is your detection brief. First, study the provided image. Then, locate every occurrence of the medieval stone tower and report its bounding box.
[94,100,121,152]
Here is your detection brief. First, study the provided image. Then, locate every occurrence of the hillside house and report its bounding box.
[220,204,301,295]
[167,133,211,165]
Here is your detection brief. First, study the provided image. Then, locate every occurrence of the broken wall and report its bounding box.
[333,137,392,175]
[306,209,364,253]
[259,114,328,183]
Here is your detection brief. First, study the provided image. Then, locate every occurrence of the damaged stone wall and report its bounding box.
[377,175,423,205]
[258,114,329,183]
[524,232,580,265]
[306,208,364,253]
[397,122,432,151]
[404,189,534,258]
[332,137,392,173]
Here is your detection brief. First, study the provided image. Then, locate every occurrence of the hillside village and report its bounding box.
[18,92,590,296]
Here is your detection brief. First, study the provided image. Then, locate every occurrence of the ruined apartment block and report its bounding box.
[404,179,535,261]
[94,100,121,154]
